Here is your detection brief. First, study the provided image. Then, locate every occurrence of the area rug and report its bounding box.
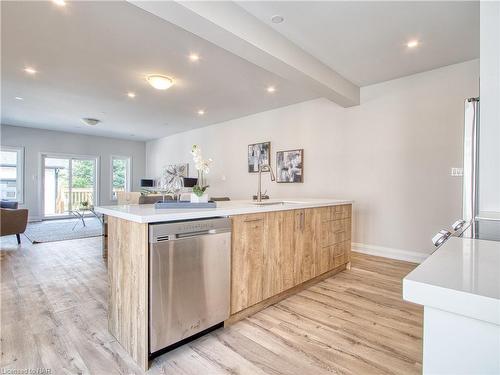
[24,217,103,244]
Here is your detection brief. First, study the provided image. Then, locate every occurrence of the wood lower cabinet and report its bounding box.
[230,204,352,315]
[230,213,266,313]
[262,210,295,299]
[294,209,320,284]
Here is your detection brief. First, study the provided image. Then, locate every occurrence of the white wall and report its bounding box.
[479,1,500,214]
[147,60,479,256]
[1,125,146,220]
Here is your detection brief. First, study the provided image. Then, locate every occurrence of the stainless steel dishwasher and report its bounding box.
[149,217,231,354]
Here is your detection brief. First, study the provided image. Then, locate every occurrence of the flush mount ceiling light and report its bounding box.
[407,40,419,48]
[24,67,37,75]
[15,97,24,101]
[267,86,276,93]
[81,118,100,126]
[52,0,66,6]
[271,15,284,24]
[197,109,205,115]
[189,53,200,62]
[127,92,136,98]
[146,74,174,90]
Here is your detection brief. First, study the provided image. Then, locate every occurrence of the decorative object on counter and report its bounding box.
[190,144,212,203]
[248,141,270,173]
[157,163,188,200]
[276,149,304,183]
[139,194,171,205]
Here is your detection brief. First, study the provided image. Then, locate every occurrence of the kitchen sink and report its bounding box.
[253,201,286,206]
[252,200,306,206]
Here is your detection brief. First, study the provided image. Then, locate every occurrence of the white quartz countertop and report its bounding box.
[403,237,500,325]
[94,198,353,224]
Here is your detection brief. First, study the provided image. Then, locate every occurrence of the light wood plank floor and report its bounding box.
[1,235,422,374]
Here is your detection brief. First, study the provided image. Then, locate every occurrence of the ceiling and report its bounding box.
[1,1,318,141]
[237,1,479,86]
[1,1,479,141]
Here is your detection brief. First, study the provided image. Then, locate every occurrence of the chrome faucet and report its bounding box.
[256,164,275,202]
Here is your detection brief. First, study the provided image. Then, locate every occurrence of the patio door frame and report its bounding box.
[40,152,100,220]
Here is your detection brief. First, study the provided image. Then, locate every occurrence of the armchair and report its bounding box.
[0,202,28,244]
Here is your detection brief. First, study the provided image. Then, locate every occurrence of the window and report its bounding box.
[42,154,98,217]
[111,156,131,200]
[0,146,24,203]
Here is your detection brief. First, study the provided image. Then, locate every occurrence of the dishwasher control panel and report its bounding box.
[149,217,231,243]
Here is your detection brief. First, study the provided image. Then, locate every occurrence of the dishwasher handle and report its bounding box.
[149,217,232,243]
[154,228,231,242]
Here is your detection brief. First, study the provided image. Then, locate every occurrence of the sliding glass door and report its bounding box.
[42,154,98,218]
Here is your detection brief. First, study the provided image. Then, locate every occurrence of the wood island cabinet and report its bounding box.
[104,202,352,369]
[230,204,352,317]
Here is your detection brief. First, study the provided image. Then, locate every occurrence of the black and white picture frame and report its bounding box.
[276,149,304,183]
[248,141,271,173]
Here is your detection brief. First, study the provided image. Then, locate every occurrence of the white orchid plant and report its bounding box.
[191,144,213,197]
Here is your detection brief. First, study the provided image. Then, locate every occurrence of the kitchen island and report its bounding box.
[403,237,500,374]
[95,198,353,370]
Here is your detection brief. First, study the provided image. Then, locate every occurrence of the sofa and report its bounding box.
[0,200,28,244]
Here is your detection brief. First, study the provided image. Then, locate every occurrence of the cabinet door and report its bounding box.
[231,213,265,314]
[294,208,321,284]
[263,210,295,299]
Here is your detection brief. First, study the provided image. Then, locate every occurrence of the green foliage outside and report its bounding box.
[112,159,127,189]
[62,158,126,189]
[72,160,94,188]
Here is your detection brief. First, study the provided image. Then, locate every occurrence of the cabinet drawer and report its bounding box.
[332,240,350,256]
[317,240,350,274]
[321,218,351,246]
[321,204,351,221]
[333,253,346,268]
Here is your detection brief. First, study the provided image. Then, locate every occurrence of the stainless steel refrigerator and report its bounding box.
[462,97,500,241]
[432,97,499,249]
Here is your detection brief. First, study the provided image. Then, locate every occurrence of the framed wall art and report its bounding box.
[248,141,271,173]
[276,149,304,183]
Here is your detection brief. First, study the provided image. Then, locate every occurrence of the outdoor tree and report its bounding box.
[112,159,126,190]
[72,160,94,188]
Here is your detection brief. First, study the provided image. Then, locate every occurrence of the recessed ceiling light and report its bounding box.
[15,97,24,101]
[189,53,200,62]
[81,118,100,126]
[407,40,419,48]
[197,109,205,115]
[267,86,276,93]
[127,92,136,98]
[24,67,37,75]
[146,74,174,90]
[271,15,284,24]
[52,0,66,6]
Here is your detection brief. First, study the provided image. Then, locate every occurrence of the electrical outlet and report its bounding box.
[450,167,464,177]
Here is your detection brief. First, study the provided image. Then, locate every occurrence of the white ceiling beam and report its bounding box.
[129,1,360,107]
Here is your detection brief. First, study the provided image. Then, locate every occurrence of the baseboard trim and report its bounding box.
[352,242,429,264]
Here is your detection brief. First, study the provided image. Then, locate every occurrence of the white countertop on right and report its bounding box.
[403,237,500,325]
